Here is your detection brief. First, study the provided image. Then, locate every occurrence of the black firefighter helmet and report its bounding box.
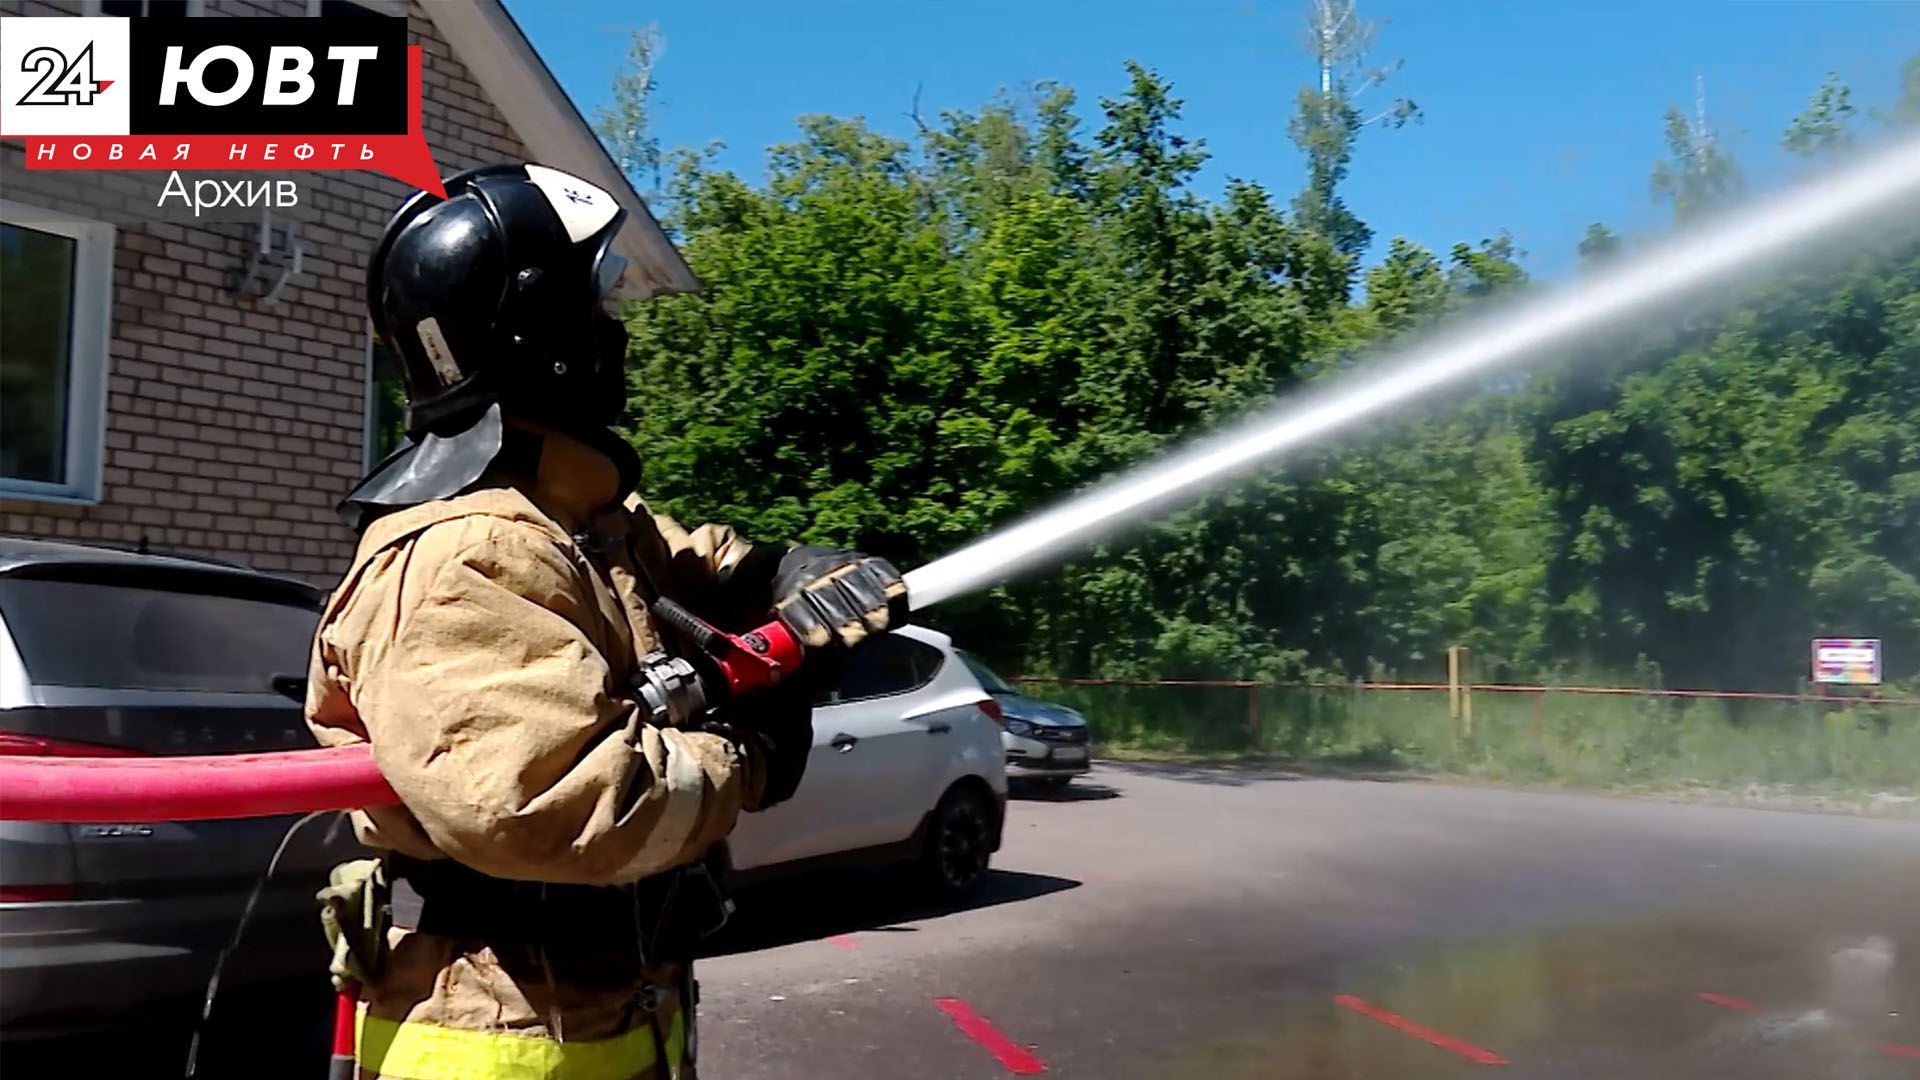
[340,163,643,530]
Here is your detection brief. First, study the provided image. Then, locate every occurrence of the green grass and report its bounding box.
[1031,683,1920,799]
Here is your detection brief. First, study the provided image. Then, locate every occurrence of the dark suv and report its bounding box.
[0,538,361,1039]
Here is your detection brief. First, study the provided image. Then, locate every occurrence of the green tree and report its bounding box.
[595,26,665,196]
[1649,85,1743,222]
[1363,238,1447,334]
[1534,249,1920,688]
[1089,62,1212,437]
[1781,73,1857,157]
[1577,223,1622,266]
[1448,233,1526,301]
[1287,0,1418,261]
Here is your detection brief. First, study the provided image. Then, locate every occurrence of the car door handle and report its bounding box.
[830,733,858,752]
[926,722,952,735]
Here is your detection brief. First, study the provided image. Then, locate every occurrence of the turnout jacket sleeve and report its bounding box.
[640,504,784,629]
[314,514,751,885]
[650,514,754,580]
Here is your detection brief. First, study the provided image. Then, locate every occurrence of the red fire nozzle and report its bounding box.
[648,598,806,698]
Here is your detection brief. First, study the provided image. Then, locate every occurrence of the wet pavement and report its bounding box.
[1189,922,1919,1079]
[8,764,1918,1077]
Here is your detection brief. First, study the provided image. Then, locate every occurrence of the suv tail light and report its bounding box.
[0,732,99,904]
[977,697,1005,726]
[0,731,144,757]
[0,884,76,903]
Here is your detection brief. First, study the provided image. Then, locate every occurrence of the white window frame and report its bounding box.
[79,1,208,15]
[361,326,407,471]
[0,201,116,506]
[305,0,409,16]
[361,328,380,471]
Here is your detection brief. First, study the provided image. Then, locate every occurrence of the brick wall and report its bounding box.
[0,0,530,583]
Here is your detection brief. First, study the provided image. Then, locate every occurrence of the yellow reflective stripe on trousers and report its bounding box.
[357,1006,687,1080]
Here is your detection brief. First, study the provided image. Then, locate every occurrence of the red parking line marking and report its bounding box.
[826,934,858,948]
[1333,994,1510,1066]
[1879,1042,1920,1060]
[934,997,1048,1075]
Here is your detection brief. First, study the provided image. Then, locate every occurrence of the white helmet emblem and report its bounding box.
[524,164,620,242]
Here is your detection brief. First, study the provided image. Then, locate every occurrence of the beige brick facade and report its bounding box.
[0,0,531,582]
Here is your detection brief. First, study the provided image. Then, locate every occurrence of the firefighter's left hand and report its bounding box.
[712,680,814,812]
[317,858,388,991]
[771,547,909,651]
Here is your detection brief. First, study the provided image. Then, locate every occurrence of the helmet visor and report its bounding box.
[595,249,629,317]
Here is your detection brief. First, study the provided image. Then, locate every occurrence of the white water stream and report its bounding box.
[904,134,1920,610]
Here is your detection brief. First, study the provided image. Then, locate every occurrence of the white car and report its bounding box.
[723,625,1008,898]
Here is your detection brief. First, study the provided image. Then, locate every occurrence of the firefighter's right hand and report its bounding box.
[770,547,909,652]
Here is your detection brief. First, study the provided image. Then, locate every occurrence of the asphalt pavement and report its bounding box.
[697,763,1920,1079]
[10,763,1919,1078]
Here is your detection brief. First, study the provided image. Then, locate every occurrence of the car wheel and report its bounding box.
[919,785,993,899]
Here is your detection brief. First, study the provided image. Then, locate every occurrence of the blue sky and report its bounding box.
[507,1,1916,279]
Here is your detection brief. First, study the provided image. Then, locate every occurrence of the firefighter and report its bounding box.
[306,163,906,1079]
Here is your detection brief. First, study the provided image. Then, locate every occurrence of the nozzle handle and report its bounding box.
[649,598,805,698]
[651,596,733,657]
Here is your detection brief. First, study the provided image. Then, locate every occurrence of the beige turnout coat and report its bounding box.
[306,430,766,1079]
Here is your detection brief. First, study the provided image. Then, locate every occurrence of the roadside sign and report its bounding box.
[1812,638,1881,685]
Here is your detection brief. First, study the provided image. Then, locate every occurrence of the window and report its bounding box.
[0,576,319,693]
[0,204,114,503]
[363,337,407,468]
[87,0,205,15]
[307,0,407,16]
[832,635,946,704]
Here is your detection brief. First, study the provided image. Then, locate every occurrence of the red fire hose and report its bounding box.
[0,607,800,825]
[0,744,398,823]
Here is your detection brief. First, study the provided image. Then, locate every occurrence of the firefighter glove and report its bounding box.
[771,547,908,651]
[317,857,390,991]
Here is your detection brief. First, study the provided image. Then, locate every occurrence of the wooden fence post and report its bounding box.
[1246,683,1261,746]
[1447,646,1462,721]
[1447,645,1473,736]
[1462,650,1473,736]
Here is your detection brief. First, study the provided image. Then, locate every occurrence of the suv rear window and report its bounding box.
[0,577,318,692]
[833,635,945,703]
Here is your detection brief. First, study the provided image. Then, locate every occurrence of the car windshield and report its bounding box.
[0,575,318,693]
[956,650,1016,695]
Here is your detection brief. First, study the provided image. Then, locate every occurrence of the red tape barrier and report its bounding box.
[1011,676,1919,708]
